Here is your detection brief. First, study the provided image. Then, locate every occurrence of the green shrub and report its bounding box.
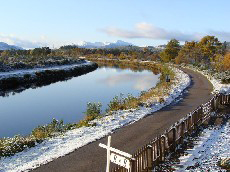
[107,93,139,112]
[31,118,65,140]
[0,135,37,157]
[84,102,102,120]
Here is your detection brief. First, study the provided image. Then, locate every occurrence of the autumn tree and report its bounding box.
[197,35,223,61]
[212,54,224,71]
[223,53,230,70]
[1,50,10,57]
[160,39,180,62]
[107,54,114,59]
[118,52,127,60]
[30,47,51,56]
[176,41,204,64]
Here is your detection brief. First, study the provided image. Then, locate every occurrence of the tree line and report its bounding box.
[160,36,229,71]
[0,35,229,70]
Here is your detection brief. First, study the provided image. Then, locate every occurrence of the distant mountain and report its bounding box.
[0,42,23,50]
[155,45,166,49]
[75,40,134,48]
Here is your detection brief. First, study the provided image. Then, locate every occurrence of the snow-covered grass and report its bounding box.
[182,64,230,94]
[0,60,94,80]
[0,67,190,171]
[174,118,230,171]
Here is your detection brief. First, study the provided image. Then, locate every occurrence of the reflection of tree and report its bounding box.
[96,60,160,75]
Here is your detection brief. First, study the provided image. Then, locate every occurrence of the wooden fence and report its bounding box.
[111,93,230,172]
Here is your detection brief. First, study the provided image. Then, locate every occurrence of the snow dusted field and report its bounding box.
[0,67,190,171]
[175,119,230,171]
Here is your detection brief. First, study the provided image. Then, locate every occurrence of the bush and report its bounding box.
[0,136,37,157]
[107,93,139,111]
[0,119,77,158]
[84,102,102,120]
[32,118,64,140]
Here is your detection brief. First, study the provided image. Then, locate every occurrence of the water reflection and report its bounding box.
[99,73,160,91]
[0,66,160,137]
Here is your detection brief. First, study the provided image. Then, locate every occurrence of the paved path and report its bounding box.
[33,68,213,172]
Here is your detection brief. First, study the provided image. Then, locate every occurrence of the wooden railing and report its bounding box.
[111,93,230,172]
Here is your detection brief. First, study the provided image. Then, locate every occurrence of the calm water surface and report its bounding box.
[0,66,160,137]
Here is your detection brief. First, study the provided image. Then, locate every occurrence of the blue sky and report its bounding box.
[0,0,230,48]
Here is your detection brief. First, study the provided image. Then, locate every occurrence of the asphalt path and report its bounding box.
[33,68,213,172]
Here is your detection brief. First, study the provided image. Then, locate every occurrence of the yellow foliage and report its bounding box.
[223,53,230,70]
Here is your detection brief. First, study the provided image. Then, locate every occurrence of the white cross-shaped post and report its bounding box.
[106,135,111,172]
[99,136,133,172]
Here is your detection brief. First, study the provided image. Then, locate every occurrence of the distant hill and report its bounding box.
[0,42,23,50]
[75,40,134,49]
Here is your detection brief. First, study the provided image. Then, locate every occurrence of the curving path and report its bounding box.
[33,68,213,172]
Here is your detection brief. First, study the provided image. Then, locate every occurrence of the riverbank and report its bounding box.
[0,60,98,97]
[0,62,190,171]
[0,56,81,72]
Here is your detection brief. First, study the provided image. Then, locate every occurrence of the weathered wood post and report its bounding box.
[194,111,198,130]
[188,115,192,134]
[152,141,156,166]
[155,140,160,165]
[130,158,136,172]
[158,137,163,162]
[161,135,166,161]
[180,121,185,144]
[172,127,177,152]
[211,97,215,112]
[146,145,153,172]
[198,106,203,123]
[220,94,223,105]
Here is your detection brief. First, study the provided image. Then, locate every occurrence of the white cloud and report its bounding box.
[103,23,230,42]
[209,30,230,42]
[0,34,48,49]
[102,22,202,41]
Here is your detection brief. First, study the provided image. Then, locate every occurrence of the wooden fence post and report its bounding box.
[180,121,185,144]
[147,145,153,172]
[193,112,196,130]
[130,158,136,172]
[188,115,192,134]
[172,127,176,152]
[158,137,163,162]
[156,139,160,165]
[161,136,166,161]
[220,94,223,105]
[214,97,218,111]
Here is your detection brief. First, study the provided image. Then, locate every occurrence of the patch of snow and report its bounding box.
[175,121,230,171]
[183,64,230,94]
[0,66,190,172]
[0,61,94,80]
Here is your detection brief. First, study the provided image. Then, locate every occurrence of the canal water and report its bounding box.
[0,66,160,137]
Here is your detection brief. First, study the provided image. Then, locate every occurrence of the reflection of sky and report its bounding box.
[99,73,160,91]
